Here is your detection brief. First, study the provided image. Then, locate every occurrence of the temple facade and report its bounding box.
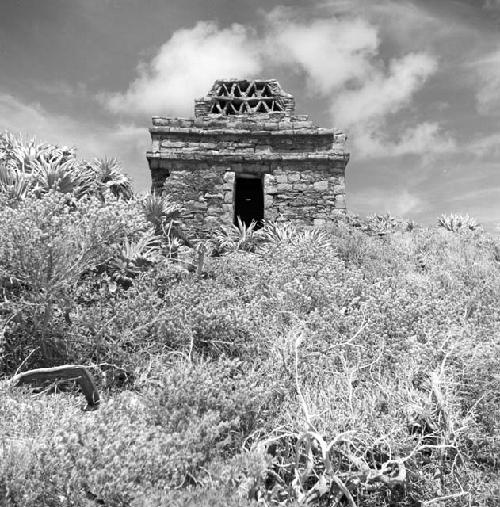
[147,79,349,233]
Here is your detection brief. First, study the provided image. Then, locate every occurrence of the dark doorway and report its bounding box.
[234,175,264,228]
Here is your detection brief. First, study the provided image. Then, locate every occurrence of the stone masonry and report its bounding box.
[147,79,349,233]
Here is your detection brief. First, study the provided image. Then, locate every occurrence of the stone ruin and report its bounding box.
[147,79,349,233]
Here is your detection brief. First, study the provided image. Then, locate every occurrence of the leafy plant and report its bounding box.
[211,217,261,255]
[437,213,481,232]
[88,157,134,200]
[260,221,331,247]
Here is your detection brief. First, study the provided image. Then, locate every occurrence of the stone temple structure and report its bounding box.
[147,79,349,232]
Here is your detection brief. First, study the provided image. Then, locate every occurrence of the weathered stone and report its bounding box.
[313,181,329,191]
[147,79,349,233]
[223,171,235,182]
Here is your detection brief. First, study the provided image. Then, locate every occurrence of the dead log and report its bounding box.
[11,365,100,407]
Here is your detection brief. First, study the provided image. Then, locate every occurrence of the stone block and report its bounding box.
[255,145,271,153]
[266,185,278,194]
[161,141,185,149]
[313,181,329,191]
[202,172,217,179]
[223,171,235,182]
[288,172,300,182]
[276,174,288,183]
[193,202,208,210]
[223,192,233,203]
[333,183,345,194]
[277,183,292,192]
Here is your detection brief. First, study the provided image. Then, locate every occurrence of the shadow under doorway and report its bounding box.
[233,174,264,229]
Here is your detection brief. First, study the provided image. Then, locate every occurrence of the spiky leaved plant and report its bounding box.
[142,193,182,234]
[141,192,187,255]
[107,232,163,289]
[31,157,84,196]
[0,132,75,173]
[90,157,133,200]
[0,165,30,200]
[260,221,331,248]
[212,217,261,255]
[437,213,481,232]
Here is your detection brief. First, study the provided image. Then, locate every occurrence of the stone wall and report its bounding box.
[152,161,346,235]
[147,80,349,234]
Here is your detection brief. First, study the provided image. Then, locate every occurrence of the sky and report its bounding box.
[0,0,499,228]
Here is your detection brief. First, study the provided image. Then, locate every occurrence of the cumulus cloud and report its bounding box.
[264,9,449,158]
[101,10,450,159]
[472,48,500,115]
[265,10,378,94]
[329,54,454,159]
[333,53,436,127]
[103,21,262,116]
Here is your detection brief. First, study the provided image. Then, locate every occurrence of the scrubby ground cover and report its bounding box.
[0,133,499,506]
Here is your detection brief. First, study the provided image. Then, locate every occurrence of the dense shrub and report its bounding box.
[1,133,500,506]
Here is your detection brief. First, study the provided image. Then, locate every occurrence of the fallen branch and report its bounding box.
[11,364,100,407]
[422,490,469,505]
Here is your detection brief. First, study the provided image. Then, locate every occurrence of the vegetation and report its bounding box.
[0,133,499,506]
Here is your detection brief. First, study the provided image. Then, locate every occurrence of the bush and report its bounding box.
[1,132,500,506]
[0,192,153,372]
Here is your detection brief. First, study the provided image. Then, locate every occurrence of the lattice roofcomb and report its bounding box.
[195,79,295,117]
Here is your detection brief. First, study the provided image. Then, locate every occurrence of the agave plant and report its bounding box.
[0,132,134,202]
[212,217,261,255]
[142,193,182,234]
[0,165,31,200]
[437,213,481,232]
[0,132,75,174]
[31,157,83,195]
[107,232,163,288]
[260,221,331,247]
[90,157,133,200]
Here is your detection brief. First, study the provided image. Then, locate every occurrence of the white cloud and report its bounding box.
[472,48,500,115]
[263,9,449,159]
[265,10,378,94]
[353,122,456,159]
[329,53,455,159]
[101,11,450,160]
[333,53,436,127]
[103,21,262,116]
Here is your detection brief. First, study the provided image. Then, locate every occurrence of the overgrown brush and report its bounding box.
[1,132,499,506]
